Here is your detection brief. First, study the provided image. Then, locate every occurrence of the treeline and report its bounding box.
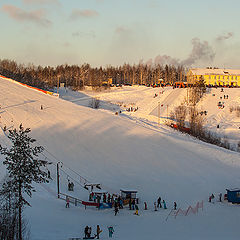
[0,59,187,91]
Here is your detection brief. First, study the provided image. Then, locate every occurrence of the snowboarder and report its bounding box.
[40,105,43,110]
[66,196,70,208]
[108,226,114,238]
[157,197,162,208]
[163,200,167,209]
[134,204,139,215]
[174,201,177,210]
[96,225,102,239]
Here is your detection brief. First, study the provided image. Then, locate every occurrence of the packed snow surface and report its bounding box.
[0,78,240,240]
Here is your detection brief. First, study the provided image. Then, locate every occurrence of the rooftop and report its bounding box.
[189,68,240,76]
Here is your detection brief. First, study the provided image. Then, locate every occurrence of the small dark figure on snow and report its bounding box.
[66,196,70,208]
[40,105,43,110]
[129,198,132,210]
[219,193,222,202]
[174,201,177,210]
[84,226,89,238]
[88,227,92,238]
[107,194,111,203]
[132,199,135,210]
[154,202,157,211]
[144,202,147,210]
[47,170,51,179]
[96,225,102,239]
[157,197,162,208]
[114,205,119,216]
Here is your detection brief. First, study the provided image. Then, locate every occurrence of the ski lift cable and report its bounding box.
[58,167,88,189]
[43,148,90,183]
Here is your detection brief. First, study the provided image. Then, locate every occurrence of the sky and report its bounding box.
[0,0,240,68]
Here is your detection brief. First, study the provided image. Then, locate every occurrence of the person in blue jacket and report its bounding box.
[108,226,114,238]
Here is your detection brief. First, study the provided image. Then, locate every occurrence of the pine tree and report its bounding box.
[0,124,48,240]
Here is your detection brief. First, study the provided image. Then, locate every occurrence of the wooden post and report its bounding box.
[158,102,160,126]
[57,162,60,198]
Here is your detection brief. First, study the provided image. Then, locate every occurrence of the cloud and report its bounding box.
[2,4,51,27]
[70,9,99,20]
[22,0,59,4]
[216,32,234,41]
[72,31,96,38]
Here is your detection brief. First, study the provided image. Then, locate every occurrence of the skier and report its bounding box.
[108,226,114,238]
[157,197,162,208]
[174,201,177,210]
[163,200,167,209]
[134,204,139,215]
[96,225,102,239]
[209,195,212,203]
[66,196,70,208]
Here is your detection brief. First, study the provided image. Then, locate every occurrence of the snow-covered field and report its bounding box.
[0,77,240,240]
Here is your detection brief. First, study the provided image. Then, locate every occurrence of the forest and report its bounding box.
[0,59,187,91]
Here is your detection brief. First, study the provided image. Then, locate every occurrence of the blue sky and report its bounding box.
[0,0,240,67]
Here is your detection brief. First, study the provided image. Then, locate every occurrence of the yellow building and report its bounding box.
[187,68,240,87]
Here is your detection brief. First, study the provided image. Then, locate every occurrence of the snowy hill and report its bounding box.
[0,77,240,240]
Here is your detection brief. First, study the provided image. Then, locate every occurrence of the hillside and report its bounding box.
[0,77,240,240]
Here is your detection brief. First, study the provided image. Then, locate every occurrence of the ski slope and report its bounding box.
[0,77,240,240]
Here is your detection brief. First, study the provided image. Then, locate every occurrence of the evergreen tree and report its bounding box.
[0,124,48,240]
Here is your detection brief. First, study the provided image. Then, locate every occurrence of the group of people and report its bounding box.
[209,193,222,203]
[84,225,114,239]
[153,197,169,211]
